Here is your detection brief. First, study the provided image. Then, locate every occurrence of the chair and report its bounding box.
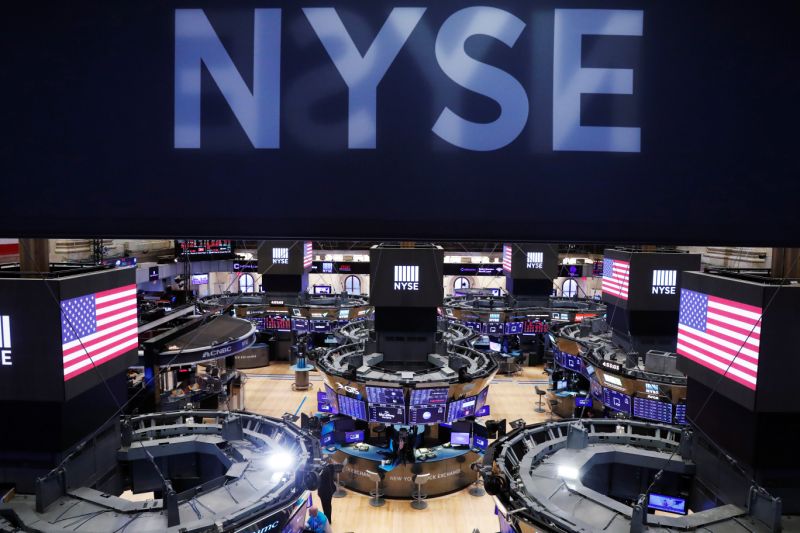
[366,470,385,507]
[548,399,560,421]
[333,458,348,498]
[468,463,485,497]
[534,386,546,413]
[411,473,431,510]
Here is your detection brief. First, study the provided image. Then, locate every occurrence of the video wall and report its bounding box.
[318,382,491,426]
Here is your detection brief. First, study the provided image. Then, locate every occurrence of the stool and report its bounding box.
[411,473,431,510]
[534,386,546,413]
[366,470,385,507]
[468,463,485,497]
[548,399,560,421]
[333,458,348,498]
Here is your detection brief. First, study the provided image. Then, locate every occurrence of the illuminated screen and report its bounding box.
[674,403,688,425]
[264,315,291,331]
[447,396,477,422]
[338,395,367,420]
[281,502,309,533]
[633,396,672,423]
[473,435,488,450]
[505,321,523,335]
[450,432,470,446]
[338,309,350,320]
[602,388,631,414]
[313,285,332,294]
[292,318,308,332]
[408,404,446,424]
[367,386,405,405]
[648,494,687,515]
[311,320,331,332]
[324,385,339,414]
[575,396,592,408]
[190,273,208,285]
[488,341,502,352]
[410,387,448,406]
[178,239,232,256]
[475,387,489,411]
[368,405,405,424]
[523,320,548,334]
[60,283,138,382]
[344,430,364,444]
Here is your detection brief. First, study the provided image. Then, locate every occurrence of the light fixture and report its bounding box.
[266,450,294,471]
[270,471,285,483]
[557,465,579,480]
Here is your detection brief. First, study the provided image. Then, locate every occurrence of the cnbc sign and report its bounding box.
[174,7,642,153]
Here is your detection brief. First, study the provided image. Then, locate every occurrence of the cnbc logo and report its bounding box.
[272,247,289,265]
[393,265,419,291]
[526,252,543,269]
[651,269,677,295]
[1,315,11,366]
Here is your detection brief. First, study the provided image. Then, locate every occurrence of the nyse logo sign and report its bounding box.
[174,8,642,153]
[272,247,289,265]
[394,266,419,291]
[1,315,11,366]
[526,252,544,269]
[651,270,677,295]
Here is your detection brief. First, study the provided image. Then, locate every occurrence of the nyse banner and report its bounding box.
[2,1,800,243]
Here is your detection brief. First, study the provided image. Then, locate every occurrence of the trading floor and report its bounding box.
[246,363,550,533]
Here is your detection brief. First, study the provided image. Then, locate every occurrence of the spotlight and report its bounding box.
[557,465,579,480]
[266,451,294,471]
[270,471,285,483]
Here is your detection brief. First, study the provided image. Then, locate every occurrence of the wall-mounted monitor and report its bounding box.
[190,273,209,285]
[408,405,446,425]
[368,405,405,424]
[633,396,672,424]
[367,386,405,405]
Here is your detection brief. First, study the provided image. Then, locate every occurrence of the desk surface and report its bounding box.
[324,442,479,466]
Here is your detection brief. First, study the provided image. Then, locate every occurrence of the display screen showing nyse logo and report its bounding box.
[393,265,419,291]
[651,269,677,295]
[526,252,544,269]
[272,247,289,265]
[0,315,11,367]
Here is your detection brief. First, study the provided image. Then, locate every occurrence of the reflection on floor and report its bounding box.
[244,362,551,533]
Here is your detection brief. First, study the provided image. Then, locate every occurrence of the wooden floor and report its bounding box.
[243,362,551,533]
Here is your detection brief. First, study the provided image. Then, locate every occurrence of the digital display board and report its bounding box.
[505,322,523,335]
[633,396,673,423]
[325,384,339,415]
[564,353,582,373]
[310,320,331,332]
[264,315,291,331]
[338,395,367,420]
[410,387,448,406]
[602,388,631,414]
[291,318,308,333]
[447,396,477,422]
[367,386,405,405]
[177,239,232,257]
[648,494,687,515]
[368,405,406,425]
[674,403,688,425]
[575,396,592,408]
[486,323,504,335]
[523,320,549,335]
[408,404,446,425]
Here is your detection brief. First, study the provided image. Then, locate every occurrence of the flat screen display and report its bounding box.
[575,396,592,408]
[648,494,687,515]
[313,285,332,295]
[410,387,448,406]
[476,405,490,417]
[292,318,309,332]
[367,386,405,405]
[447,396,477,422]
[488,341,502,352]
[321,421,334,435]
[190,274,208,285]
[311,320,331,332]
[281,502,308,533]
[475,387,489,412]
[486,323,504,335]
[338,395,367,420]
[451,432,470,446]
[633,396,673,423]
[321,432,334,446]
[523,320,548,335]
[603,388,631,414]
[473,435,488,451]
[338,309,350,320]
[674,403,688,425]
[591,379,603,400]
[344,430,365,444]
[264,315,291,331]
[408,404,446,424]
[368,405,405,424]
[505,321,523,335]
[325,385,339,415]
[177,240,232,257]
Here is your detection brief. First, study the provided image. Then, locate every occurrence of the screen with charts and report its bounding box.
[674,403,688,425]
[633,396,672,423]
[368,405,406,424]
[447,396,477,422]
[292,318,309,332]
[264,315,291,331]
[338,395,367,420]
[602,388,631,414]
[410,387,448,406]
[367,386,405,405]
[408,404,446,424]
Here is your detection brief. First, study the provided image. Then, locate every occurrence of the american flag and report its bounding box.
[304,241,313,269]
[61,284,138,381]
[602,258,630,300]
[502,244,512,273]
[676,289,761,390]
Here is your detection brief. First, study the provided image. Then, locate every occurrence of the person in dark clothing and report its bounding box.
[317,462,337,525]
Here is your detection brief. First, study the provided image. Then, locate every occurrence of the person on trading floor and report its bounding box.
[305,506,330,533]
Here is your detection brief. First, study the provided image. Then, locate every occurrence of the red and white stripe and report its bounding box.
[602,260,630,300]
[62,284,138,381]
[677,295,761,390]
[502,244,512,273]
[303,241,313,269]
[0,238,19,256]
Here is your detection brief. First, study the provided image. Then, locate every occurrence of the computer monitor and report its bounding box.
[575,396,592,408]
[313,285,332,294]
[409,387,448,406]
[344,430,365,444]
[321,432,334,446]
[324,385,339,414]
[450,432,470,446]
[321,421,335,435]
[557,380,568,390]
[338,395,367,421]
[475,405,490,417]
[408,405,446,424]
[488,341,502,352]
[338,309,350,320]
[648,494,687,515]
[472,435,488,451]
